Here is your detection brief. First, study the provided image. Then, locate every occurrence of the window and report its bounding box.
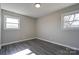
[62,10,79,29]
[4,15,20,29]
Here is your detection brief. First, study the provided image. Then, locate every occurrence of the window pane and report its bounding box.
[69,15,74,21]
[71,21,79,26]
[64,15,74,22]
[6,18,19,23]
[64,22,72,28]
[74,13,79,20]
[64,16,70,21]
[6,23,18,28]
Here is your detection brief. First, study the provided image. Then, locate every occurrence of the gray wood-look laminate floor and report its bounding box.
[0,39,79,55]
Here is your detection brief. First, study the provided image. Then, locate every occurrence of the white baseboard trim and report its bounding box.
[37,37,79,51]
[1,38,35,46]
[2,37,79,51]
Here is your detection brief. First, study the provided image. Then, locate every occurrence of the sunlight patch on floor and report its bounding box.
[12,49,36,55]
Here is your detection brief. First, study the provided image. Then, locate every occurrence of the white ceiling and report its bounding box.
[1,3,75,18]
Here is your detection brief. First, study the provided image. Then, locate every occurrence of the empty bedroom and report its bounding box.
[0,3,79,55]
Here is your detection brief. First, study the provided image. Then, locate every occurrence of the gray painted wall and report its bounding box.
[36,4,79,49]
[1,10,36,44]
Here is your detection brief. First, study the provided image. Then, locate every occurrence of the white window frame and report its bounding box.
[61,10,79,30]
[4,15,20,30]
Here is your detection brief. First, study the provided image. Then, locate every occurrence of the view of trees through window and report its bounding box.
[64,13,79,28]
